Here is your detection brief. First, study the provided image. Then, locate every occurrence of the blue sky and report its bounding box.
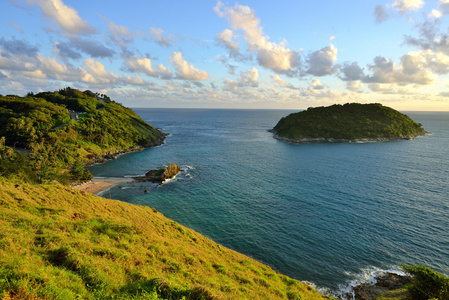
[1,0,449,110]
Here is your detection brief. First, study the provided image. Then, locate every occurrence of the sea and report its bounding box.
[88,109,449,297]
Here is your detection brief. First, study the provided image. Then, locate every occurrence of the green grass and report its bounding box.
[0,178,334,299]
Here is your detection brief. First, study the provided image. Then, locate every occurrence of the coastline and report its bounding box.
[72,177,133,195]
[270,130,429,144]
[85,131,168,166]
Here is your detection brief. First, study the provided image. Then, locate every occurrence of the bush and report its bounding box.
[402,264,449,300]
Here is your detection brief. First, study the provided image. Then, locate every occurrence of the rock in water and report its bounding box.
[135,163,181,183]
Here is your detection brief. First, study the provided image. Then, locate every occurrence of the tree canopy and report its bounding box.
[272,103,426,140]
[0,88,163,183]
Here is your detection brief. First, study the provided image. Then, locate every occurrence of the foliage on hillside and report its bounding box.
[402,264,449,300]
[272,103,426,140]
[0,178,333,300]
[0,88,163,183]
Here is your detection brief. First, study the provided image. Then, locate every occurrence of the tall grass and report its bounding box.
[0,178,333,299]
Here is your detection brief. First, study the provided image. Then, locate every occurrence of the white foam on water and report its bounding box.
[331,265,406,300]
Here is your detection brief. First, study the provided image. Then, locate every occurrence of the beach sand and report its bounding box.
[73,177,133,195]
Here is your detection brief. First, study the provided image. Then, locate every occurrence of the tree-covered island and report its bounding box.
[271,103,428,144]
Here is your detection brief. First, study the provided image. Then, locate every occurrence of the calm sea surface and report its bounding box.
[88,109,449,294]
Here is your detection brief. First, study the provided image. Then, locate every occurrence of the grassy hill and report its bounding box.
[272,103,426,141]
[0,88,164,183]
[0,178,333,300]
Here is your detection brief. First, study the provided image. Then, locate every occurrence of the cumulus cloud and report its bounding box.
[367,83,419,94]
[310,78,324,90]
[66,36,115,58]
[404,19,449,59]
[339,61,366,81]
[346,81,364,91]
[30,0,95,35]
[365,55,435,85]
[54,41,82,59]
[214,0,301,76]
[429,9,443,18]
[223,68,260,92]
[0,37,39,57]
[149,28,175,47]
[439,0,449,14]
[124,56,172,79]
[374,5,390,23]
[215,29,241,59]
[169,52,209,81]
[107,20,135,51]
[391,0,425,13]
[306,44,338,76]
[81,58,118,84]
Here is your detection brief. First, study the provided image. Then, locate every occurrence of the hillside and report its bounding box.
[0,88,165,183]
[271,103,426,143]
[0,178,333,300]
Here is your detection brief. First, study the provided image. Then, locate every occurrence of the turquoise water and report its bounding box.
[88,109,449,294]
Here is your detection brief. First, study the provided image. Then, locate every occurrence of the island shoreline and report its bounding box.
[269,130,429,145]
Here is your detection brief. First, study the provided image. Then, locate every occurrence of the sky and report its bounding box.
[2,0,449,110]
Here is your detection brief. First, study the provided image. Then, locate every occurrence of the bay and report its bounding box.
[88,109,449,294]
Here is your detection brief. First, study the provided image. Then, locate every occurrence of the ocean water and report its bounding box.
[88,109,449,295]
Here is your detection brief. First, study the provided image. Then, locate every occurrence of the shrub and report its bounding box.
[402,264,449,300]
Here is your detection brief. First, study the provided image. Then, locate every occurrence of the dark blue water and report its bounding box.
[88,109,449,294]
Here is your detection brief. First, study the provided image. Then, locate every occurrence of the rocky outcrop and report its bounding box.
[348,272,411,300]
[134,163,181,183]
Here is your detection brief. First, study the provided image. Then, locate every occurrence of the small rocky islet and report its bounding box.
[270,103,428,144]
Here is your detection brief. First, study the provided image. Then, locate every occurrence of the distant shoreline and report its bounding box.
[270,130,429,144]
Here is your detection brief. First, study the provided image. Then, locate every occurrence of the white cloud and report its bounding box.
[310,78,324,90]
[346,81,364,91]
[215,29,241,58]
[365,55,435,85]
[439,0,449,14]
[223,68,259,92]
[241,67,259,86]
[81,58,118,84]
[429,9,443,18]
[107,20,135,50]
[214,0,301,76]
[306,44,338,76]
[367,83,419,94]
[169,52,209,81]
[125,56,173,79]
[391,0,425,13]
[149,28,175,47]
[30,0,95,35]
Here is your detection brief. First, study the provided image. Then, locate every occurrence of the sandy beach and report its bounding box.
[73,177,133,195]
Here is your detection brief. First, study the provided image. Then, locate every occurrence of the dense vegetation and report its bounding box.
[402,264,449,300]
[0,178,333,300]
[272,103,426,141]
[0,88,163,183]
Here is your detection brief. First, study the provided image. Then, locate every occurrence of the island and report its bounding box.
[270,103,428,144]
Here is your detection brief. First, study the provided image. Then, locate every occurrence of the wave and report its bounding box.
[329,266,406,299]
